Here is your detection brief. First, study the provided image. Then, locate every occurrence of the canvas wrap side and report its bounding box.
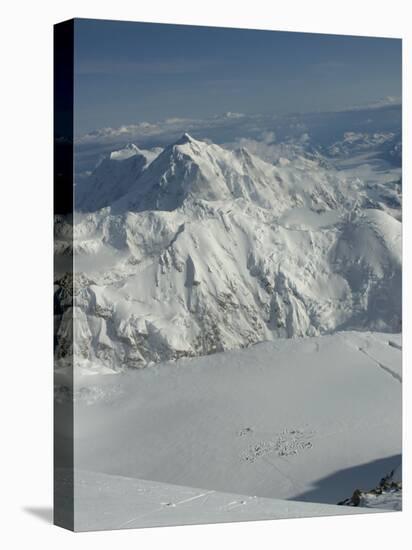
[53,18,74,531]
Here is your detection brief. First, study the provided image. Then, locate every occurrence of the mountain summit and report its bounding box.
[174,132,196,145]
[105,134,352,214]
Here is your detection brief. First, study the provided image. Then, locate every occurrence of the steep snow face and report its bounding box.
[76,144,162,212]
[54,134,402,371]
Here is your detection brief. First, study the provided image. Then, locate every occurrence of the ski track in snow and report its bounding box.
[63,470,375,530]
[340,333,402,383]
[117,490,216,528]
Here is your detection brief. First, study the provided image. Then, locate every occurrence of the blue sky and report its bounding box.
[74,18,401,135]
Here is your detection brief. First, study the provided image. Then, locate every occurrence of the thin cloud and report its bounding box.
[339,96,401,112]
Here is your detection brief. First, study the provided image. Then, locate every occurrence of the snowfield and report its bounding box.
[55,469,372,531]
[55,331,402,526]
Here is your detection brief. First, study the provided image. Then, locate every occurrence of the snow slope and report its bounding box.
[76,144,162,212]
[55,469,373,531]
[54,134,402,371]
[60,332,401,508]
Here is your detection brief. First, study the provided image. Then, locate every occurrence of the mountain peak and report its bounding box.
[125,142,140,151]
[110,143,142,161]
[175,132,196,145]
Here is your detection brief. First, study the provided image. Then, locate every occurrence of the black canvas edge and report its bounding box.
[53,18,74,531]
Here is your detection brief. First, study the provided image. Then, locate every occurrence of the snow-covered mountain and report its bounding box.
[76,143,163,211]
[327,131,401,163]
[55,134,402,372]
[324,131,402,221]
[122,133,351,213]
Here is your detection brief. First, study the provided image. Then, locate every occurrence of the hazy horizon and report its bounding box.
[74,19,401,135]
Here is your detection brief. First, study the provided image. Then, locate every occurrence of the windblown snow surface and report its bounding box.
[54,120,402,530]
[55,469,371,531]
